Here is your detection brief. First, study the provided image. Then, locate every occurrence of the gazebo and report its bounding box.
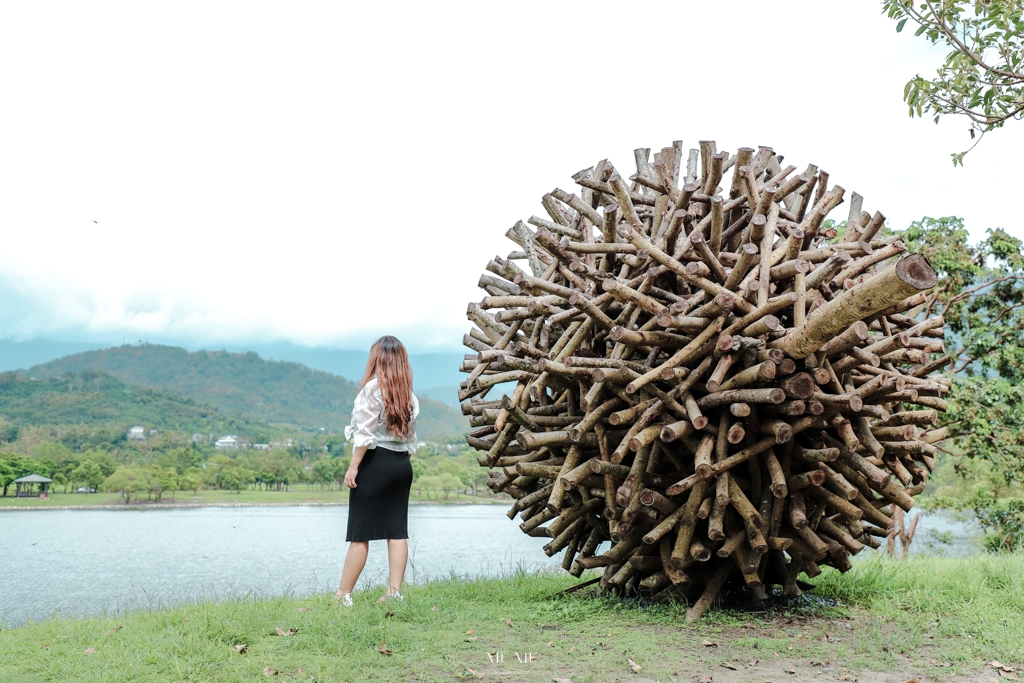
[14,474,53,497]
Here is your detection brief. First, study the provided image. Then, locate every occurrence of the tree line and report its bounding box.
[1,434,488,504]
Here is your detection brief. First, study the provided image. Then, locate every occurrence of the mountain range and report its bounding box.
[16,344,468,440]
[1,338,466,407]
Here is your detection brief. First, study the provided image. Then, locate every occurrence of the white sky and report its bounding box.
[0,1,1020,353]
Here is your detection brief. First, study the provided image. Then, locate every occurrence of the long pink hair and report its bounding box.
[359,335,414,438]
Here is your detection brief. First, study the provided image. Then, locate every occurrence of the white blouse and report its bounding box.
[344,377,419,454]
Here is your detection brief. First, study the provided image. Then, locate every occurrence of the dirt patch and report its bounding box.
[461,611,1015,683]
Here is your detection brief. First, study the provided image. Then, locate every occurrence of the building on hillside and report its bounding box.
[128,426,145,441]
[253,443,270,450]
[215,435,238,449]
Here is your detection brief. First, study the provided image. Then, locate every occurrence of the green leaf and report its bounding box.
[897,17,908,32]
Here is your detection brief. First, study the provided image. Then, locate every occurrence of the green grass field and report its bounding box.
[0,487,504,509]
[1,555,1021,682]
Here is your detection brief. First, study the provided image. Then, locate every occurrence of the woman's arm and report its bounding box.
[344,383,381,488]
[345,445,368,488]
[405,393,420,454]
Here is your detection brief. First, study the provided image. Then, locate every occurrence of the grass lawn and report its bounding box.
[1,555,1021,682]
[0,487,504,509]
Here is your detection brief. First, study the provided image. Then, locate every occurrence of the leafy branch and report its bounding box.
[883,0,1024,164]
[895,216,1024,484]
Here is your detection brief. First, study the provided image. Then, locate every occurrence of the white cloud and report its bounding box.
[0,1,1019,352]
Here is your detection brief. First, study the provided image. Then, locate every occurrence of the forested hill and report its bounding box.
[0,370,252,435]
[27,345,468,438]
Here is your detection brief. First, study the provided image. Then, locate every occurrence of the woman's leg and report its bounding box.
[385,538,408,594]
[337,541,368,596]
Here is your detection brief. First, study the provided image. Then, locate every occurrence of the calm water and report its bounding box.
[0,504,557,627]
[0,504,982,627]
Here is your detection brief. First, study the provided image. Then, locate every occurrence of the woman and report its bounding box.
[335,335,419,606]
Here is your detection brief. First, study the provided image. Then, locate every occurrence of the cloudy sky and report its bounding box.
[0,1,1019,353]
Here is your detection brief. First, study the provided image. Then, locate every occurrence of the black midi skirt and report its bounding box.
[346,445,414,542]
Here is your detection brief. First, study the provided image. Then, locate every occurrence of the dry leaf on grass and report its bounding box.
[787,667,797,674]
[275,628,299,637]
[467,668,485,679]
[553,678,572,683]
[385,611,394,618]
[702,640,718,647]
[466,630,474,635]
[993,662,1022,674]
[698,675,713,683]
[430,605,436,611]
[465,636,478,642]
[83,647,97,655]
[627,658,641,673]
[263,666,278,676]
[721,663,738,671]
[505,619,514,627]
[378,641,392,656]
[1000,672,1021,681]
[234,644,248,654]
[297,607,309,612]
[103,624,123,636]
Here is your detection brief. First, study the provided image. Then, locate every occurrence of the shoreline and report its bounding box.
[0,498,508,511]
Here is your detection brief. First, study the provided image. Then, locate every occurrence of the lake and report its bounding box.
[0,504,982,627]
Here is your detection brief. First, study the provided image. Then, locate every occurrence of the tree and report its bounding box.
[71,460,105,493]
[436,473,462,500]
[179,469,202,496]
[32,442,74,489]
[883,0,1024,165]
[893,216,1024,549]
[151,466,179,502]
[219,467,252,493]
[80,449,117,479]
[33,442,73,464]
[156,447,203,475]
[893,217,1024,479]
[102,465,157,504]
[409,456,427,481]
[414,475,443,501]
[311,458,338,489]
[0,460,14,496]
[0,454,37,496]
